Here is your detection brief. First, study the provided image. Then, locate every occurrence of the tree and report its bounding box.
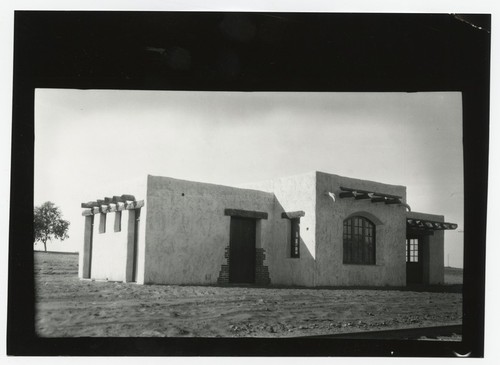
[34,201,70,252]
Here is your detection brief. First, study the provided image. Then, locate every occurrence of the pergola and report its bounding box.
[406,218,458,231]
[406,217,458,238]
[81,194,144,216]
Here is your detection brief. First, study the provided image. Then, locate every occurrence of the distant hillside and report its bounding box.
[444,267,463,285]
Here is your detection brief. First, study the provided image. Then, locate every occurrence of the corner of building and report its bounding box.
[314,171,407,286]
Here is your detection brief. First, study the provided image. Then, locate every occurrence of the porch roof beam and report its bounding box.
[339,191,355,198]
[385,198,402,205]
[340,186,402,200]
[406,218,458,230]
[354,193,371,200]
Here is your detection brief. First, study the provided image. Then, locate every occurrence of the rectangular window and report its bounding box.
[99,213,106,233]
[114,211,122,232]
[290,218,300,258]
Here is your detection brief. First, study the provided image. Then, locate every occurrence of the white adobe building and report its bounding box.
[79,171,457,286]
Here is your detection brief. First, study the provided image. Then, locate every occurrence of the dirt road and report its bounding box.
[34,252,462,338]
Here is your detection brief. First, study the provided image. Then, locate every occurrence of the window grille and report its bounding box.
[343,216,376,265]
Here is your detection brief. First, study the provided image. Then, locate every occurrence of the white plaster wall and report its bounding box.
[242,172,317,286]
[90,211,129,281]
[143,175,275,285]
[428,230,445,284]
[315,171,408,286]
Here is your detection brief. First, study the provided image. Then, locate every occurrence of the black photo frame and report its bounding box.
[8,11,490,357]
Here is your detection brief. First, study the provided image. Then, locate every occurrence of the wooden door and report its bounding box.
[406,238,423,284]
[229,217,256,284]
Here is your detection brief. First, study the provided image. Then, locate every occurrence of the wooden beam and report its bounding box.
[108,203,117,212]
[135,200,145,209]
[339,192,354,198]
[104,197,113,203]
[224,208,268,220]
[385,198,401,205]
[281,211,305,219]
[81,209,93,216]
[340,186,402,199]
[112,195,124,203]
[340,186,359,192]
[121,194,136,201]
[81,201,98,208]
[354,193,371,200]
[125,201,136,210]
[407,219,417,227]
[116,202,125,211]
[92,207,100,214]
[96,199,105,206]
[100,205,109,214]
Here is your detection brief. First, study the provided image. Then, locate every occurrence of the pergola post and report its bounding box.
[81,215,94,279]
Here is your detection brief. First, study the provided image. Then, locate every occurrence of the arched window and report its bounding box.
[343,216,376,265]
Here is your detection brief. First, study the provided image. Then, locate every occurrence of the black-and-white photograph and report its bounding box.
[6,9,490,358]
[34,90,464,339]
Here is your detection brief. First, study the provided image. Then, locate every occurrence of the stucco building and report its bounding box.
[79,171,457,287]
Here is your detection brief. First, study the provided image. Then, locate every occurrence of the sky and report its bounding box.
[34,90,464,267]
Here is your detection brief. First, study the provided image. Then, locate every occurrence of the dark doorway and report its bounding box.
[229,217,256,284]
[406,237,423,284]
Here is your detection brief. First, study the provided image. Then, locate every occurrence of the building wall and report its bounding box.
[315,172,408,286]
[242,172,317,286]
[428,230,445,284]
[407,211,445,285]
[143,175,275,285]
[81,172,448,287]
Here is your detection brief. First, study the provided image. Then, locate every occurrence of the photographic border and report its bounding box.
[8,11,490,357]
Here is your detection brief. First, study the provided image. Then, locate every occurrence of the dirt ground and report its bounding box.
[34,252,462,338]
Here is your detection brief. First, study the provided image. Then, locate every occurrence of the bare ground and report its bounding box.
[34,252,462,338]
